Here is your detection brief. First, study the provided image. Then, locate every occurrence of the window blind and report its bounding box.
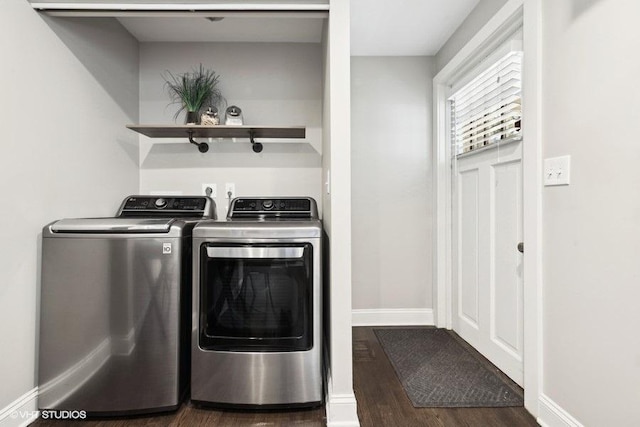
[450,50,522,156]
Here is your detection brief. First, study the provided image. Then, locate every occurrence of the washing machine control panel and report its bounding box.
[117,196,215,218]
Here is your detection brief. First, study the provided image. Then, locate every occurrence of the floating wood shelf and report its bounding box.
[127,125,306,153]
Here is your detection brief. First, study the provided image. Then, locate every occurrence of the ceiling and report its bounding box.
[350,0,480,56]
[117,0,479,55]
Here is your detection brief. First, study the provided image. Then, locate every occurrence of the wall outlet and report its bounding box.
[544,155,571,186]
[202,183,217,198]
[225,183,235,199]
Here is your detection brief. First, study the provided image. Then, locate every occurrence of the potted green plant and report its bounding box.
[163,64,223,124]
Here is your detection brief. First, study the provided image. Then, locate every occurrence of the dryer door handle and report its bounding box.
[206,246,304,259]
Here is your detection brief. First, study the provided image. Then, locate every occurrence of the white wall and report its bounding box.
[351,56,434,312]
[137,42,323,219]
[435,0,509,74]
[0,1,139,423]
[541,1,640,425]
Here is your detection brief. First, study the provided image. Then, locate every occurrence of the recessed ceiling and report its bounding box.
[118,16,324,43]
[350,0,480,56]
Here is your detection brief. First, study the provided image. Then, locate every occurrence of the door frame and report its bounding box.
[432,0,542,416]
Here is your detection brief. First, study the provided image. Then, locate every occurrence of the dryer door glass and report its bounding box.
[199,243,313,351]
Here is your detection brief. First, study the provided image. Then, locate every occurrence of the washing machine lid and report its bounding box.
[50,218,174,234]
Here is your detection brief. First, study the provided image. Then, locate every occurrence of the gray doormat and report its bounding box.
[374,328,524,408]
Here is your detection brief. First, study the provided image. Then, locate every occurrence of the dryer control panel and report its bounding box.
[228,197,318,220]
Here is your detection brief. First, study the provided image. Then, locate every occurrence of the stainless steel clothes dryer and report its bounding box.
[191,197,322,408]
[39,196,215,416]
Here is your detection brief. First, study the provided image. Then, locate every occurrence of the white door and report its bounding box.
[453,140,524,386]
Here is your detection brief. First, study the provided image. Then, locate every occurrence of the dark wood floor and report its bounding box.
[34,327,538,426]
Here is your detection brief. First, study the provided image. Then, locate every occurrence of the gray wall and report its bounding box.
[351,56,434,310]
[138,42,323,219]
[541,1,640,425]
[435,0,509,74]
[0,0,139,412]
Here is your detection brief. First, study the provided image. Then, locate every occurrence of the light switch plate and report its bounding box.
[325,169,331,195]
[544,155,571,186]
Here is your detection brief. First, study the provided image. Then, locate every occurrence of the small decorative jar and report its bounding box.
[225,105,244,125]
[201,106,219,126]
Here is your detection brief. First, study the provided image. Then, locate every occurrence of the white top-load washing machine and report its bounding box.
[191,197,323,408]
[39,196,215,416]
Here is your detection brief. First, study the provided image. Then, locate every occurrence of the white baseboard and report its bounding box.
[0,388,38,427]
[352,308,434,326]
[537,393,583,427]
[325,373,359,427]
[326,393,360,427]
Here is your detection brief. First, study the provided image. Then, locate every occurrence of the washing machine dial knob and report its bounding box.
[262,200,274,210]
[155,198,168,208]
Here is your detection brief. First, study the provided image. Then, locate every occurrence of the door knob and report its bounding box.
[517,242,524,253]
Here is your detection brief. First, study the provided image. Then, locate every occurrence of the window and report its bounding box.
[450,49,523,156]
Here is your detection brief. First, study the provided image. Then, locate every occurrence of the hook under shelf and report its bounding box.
[249,130,263,153]
[188,131,209,153]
